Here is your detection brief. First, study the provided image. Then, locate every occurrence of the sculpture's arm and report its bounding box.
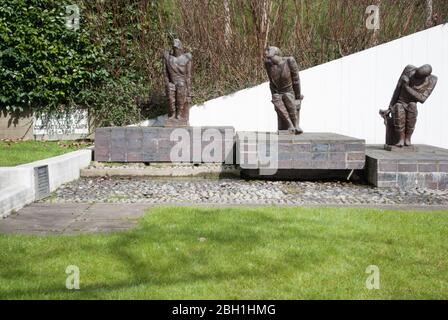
[288,57,302,100]
[269,82,275,94]
[163,51,171,86]
[264,61,275,95]
[186,53,193,98]
[389,65,415,107]
[388,81,402,108]
[404,81,434,104]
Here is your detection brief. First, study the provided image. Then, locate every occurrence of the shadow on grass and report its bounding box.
[1,207,447,299]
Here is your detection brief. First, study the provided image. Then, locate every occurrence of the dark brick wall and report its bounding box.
[95,127,235,163]
[365,145,448,190]
[236,132,365,170]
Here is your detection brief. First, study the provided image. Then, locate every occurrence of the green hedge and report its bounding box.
[0,0,106,115]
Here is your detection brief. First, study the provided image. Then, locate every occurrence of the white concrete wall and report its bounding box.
[0,167,34,190]
[18,149,92,192]
[0,168,35,218]
[189,24,448,148]
[0,149,92,218]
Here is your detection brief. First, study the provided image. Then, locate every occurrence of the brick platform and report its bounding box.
[236,132,365,172]
[94,126,235,163]
[365,145,448,190]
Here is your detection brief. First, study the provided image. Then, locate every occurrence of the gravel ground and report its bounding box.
[45,177,448,206]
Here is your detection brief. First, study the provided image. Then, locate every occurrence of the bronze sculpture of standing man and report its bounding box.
[264,46,304,134]
[380,64,437,148]
[164,39,192,127]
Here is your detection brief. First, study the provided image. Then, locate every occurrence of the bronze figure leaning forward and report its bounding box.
[164,39,192,127]
[264,46,304,134]
[380,64,437,148]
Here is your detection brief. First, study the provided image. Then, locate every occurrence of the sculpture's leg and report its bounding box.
[175,83,187,120]
[392,103,406,147]
[405,102,418,146]
[283,93,302,134]
[179,87,190,124]
[283,93,297,125]
[295,105,303,134]
[272,94,294,132]
[167,83,176,119]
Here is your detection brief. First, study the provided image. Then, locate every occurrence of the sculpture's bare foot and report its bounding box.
[395,140,405,148]
[405,138,412,146]
[288,127,296,134]
[295,126,304,135]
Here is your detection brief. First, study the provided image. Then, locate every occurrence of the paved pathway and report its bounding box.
[0,203,148,235]
[1,202,447,235]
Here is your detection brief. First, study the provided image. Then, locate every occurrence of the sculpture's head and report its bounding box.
[173,39,184,57]
[415,64,432,79]
[265,46,282,64]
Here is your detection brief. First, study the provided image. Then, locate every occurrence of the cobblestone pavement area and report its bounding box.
[45,177,448,206]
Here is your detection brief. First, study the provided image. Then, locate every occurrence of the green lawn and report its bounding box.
[0,207,447,299]
[0,140,91,166]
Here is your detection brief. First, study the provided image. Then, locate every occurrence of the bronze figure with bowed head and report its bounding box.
[264,46,304,135]
[164,39,193,127]
[380,64,438,148]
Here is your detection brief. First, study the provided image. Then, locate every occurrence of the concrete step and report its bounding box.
[81,163,240,178]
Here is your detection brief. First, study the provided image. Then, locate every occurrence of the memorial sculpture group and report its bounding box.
[95,38,448,190]
[164,39,437,149]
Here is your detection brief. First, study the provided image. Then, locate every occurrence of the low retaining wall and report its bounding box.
[17,149,92,192]
[0,149,92,218]
[0,168,34,218]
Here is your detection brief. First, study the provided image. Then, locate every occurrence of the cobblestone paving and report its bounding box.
[45,177,448,206]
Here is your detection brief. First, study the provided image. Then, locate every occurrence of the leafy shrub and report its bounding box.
[83,73,145,127]
[0,0,106,116]
[76,0,171,126]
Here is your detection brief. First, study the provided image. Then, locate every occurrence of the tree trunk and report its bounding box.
[250,0,272,60]
[425,0,434,28]
[224,0,232,46]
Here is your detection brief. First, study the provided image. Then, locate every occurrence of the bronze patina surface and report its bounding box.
[380,64,437,149]
[264,46,304,135]
[164,39,193,127]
